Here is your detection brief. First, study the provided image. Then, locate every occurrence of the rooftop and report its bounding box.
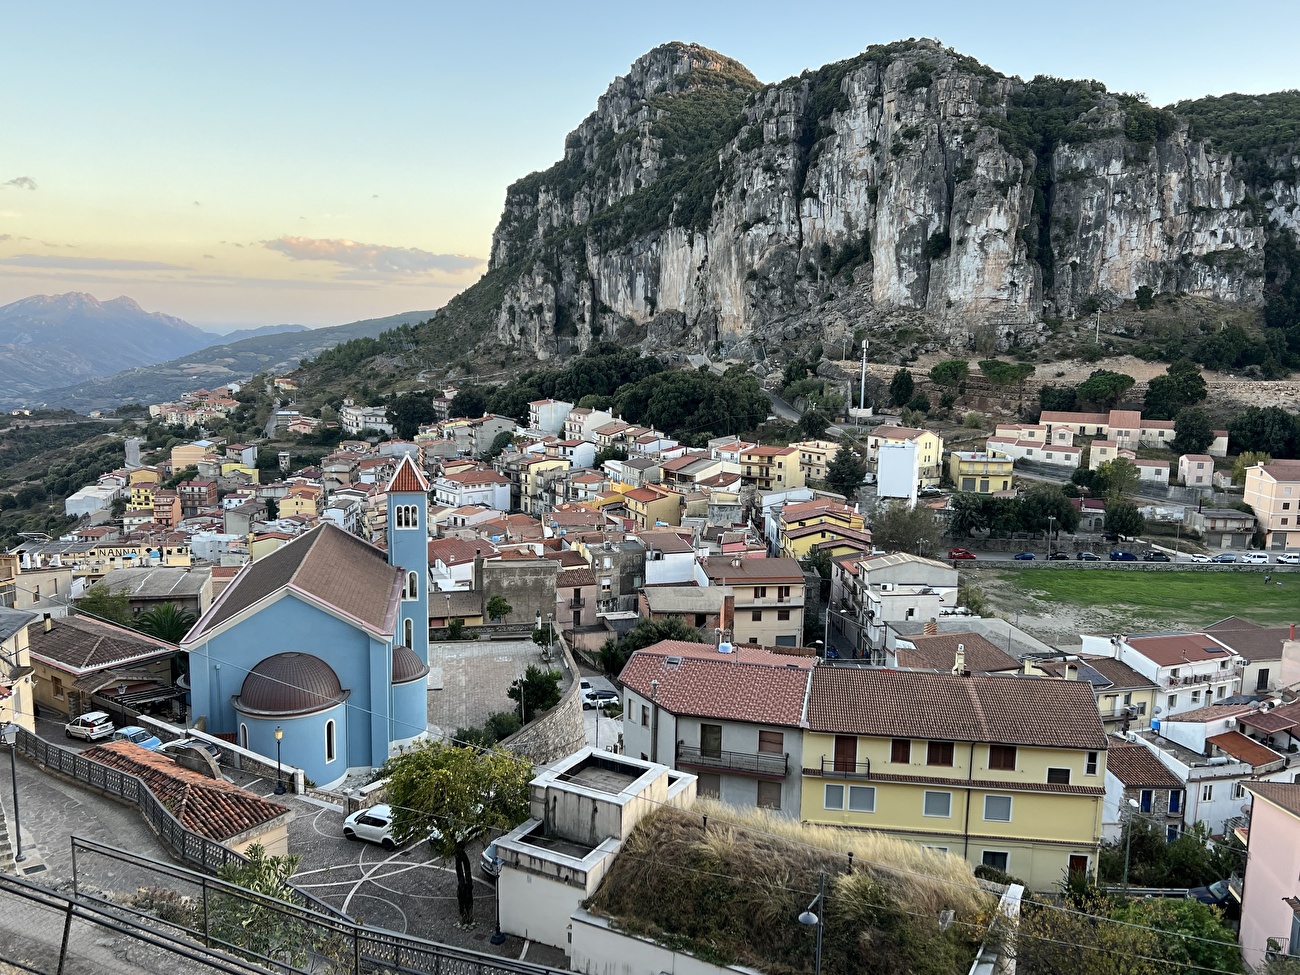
[96,566,209,600]
[703,556,804,583]
[1207,730,1285,769]
[1246,781,1300,819]
[1122,633,1236,667]
[641,586,727,614]
[29,614,176,674]
[895,632,1020,673]
[1105,741,1183,788]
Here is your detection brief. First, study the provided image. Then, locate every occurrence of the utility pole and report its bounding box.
[858,339,869,416]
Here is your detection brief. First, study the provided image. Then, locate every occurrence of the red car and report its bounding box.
[948,548,976,560]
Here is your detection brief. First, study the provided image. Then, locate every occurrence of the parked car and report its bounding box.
[1190,553,1212,563]
[481,840,502,880]
[1241,552,1269,564]
[160,737,222,762]
[1102,532,1121,542]
[1109,550,1137,562]
[1188,879,1233,906]
[112,726,163,750]
[65,711,114,742]
[1211,553,1238,563]
[948,548,976,560]
[1278,553,1300,565]
[583,688,618,710]
[1013,552,1036,560]
[1076,551,1101,561]
[1047,552,1070,561]
[1143,551,1171,562]
[343,803,396,849]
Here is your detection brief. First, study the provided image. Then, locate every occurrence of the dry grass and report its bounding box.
[587,800,994,975]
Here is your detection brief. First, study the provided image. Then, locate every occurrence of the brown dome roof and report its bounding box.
[392,644,429,685]
[234,652,349,716]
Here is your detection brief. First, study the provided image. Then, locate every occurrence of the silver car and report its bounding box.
[343,803,396,849]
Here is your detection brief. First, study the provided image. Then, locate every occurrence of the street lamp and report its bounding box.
[1,722,24,862]
[1047,515,1057,559]
[798,872,825,975]
[490,855,506,945]
[273,725,286,795]
[1122,797,1140,890]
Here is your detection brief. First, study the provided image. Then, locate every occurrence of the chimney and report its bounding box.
[1292,623,1296,641]
[924,618,938,636]
[952,643,966,675]
[1065,663,1078,680]
[719,590,734,642]
[43,613,53,633]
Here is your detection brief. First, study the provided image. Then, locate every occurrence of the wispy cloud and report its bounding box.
[264,236,482,276]
[3,177,37,191]
[0,254,189,271]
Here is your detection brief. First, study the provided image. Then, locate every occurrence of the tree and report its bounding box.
[1096,457,1140,499]
[508,664,562,721]
[448,385,490,420]
[1233,451,1273,485]
[133,602,197,643]
[1135,284,1156,309]
[825,442,867,499]
[482,430,515,461]
[797,407,831,439]
[485,595,512,622]
[382,742,531,927]
[1076,369,1136,409]
[871,501,941,556]
[1039,384,1079,413]
[928,360,969,387]
[209,844,311,967]
[597,616,703,676]
[1105,500,1146,538]
[76,584,132,626]
[593,445,628,466]
[801,547,832,581]
[1172,407,1215,454]
[1229,406,1300,458]
[888,369,915,407]
[1144,359,1207,420]
[388,391,438,440]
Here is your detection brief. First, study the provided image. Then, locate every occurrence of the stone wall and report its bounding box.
[499,635,586,765]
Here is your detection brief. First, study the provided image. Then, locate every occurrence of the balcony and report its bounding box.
[676,744,788,779]
[568,598,587,609]
[818,756,872,779]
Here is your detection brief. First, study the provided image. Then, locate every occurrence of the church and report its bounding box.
[182,456,431,788]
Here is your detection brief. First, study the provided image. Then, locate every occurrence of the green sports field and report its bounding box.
[978,566,1299,635]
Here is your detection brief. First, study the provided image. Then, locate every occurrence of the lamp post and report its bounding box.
[1047,515,1057,559]
[2,723,24,862]
[798,871,825,975]
[490,856,506,945]
[1122,797,1140,890]
[273,725,286,795]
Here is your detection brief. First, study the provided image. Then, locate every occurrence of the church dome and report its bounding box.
[234,652,349,716]
[392,645,429,685]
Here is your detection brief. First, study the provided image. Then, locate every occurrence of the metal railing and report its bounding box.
[568,598,586,608]
[819,756,872,778]
[676,744,788,778]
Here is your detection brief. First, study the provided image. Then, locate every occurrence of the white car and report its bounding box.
[1277,553,1300,565]
[1241,552,1270,564]
[65,711,114,741]
[343,803,396,849]
[1189,553,1212,563]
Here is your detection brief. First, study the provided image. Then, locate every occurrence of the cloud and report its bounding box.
[0,254,189,271]
[3,177,37,191]
[264,236,482,276]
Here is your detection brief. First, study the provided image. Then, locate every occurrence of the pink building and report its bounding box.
[1241,781,1300,966]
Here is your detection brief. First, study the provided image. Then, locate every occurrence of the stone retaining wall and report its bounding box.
[498,635,586,765]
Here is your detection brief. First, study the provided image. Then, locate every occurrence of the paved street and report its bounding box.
[579,672,622,753]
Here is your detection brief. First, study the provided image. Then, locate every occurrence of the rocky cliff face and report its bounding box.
[483,39,1278,361]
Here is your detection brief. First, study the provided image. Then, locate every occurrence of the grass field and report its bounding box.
[978,567,1299,637]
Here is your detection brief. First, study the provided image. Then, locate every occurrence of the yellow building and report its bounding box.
[128,466,161,510]
[702,556,805,646]
[170,442,213,472]
[0,607,36,731]
[777,499,871,561]
[800,668,1107,890]
[220,462,260,484]
[948,450,1013,494]
[790,439,841,483]
[739,446,804,491]
[280,487,322,519]
[866,427,945,485]
[623,486,682,530]
[1244,459,1300,552]
[520,457,570,515]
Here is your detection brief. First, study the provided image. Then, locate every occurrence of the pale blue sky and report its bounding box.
[2,1,1296,329]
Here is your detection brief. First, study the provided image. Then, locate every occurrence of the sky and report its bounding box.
[3,1,1299,331]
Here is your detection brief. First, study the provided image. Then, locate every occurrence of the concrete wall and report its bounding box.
[500,636,585,765]
[481,558,561,625]
[570,909,763,975]
[1241,795,1300,967]
[499,864,587,951]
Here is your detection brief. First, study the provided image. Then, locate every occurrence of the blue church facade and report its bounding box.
[182,456,431,788]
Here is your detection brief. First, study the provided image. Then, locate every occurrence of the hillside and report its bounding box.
[14,308,437,412]
[0,292,214,399]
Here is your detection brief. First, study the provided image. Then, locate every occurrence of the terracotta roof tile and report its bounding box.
[1124,633,1236,667]
[386,454,430,493]
[1105,742,1183,788]
[807,669,1108,750]
[896,633,1020,673]
[28,615,175,674]
[1162,703,1255,723]
[1245,780,1300,818]
[1238,702,1300,735]
[1207,731,1285,768]
[84,741,288,841]
[557,567,597,588]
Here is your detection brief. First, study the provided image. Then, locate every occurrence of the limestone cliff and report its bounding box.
[480,40,1279,361]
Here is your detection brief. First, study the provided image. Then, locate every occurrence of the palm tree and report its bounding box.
[133,602,198,643]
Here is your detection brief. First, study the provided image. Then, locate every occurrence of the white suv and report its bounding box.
[1241,552,1270,564]
[65,711,114,741]
[343,803,396,849]
[1277,553,1300,565]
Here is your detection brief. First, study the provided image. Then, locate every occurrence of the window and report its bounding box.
[891,739,911,764]
[751,610,763,622]
[1191,690,1201,704]
[697,773,721,799]
[777,585,791,602]
[757,781,782,810]
[927,741,954,767]
[1140,789,1153,813]
[1168,694,1178,709]
[1217,685,1227,699]
[777,609,790,621]
[754,586,767,598]
[403,571,419,601]
[52,676,64,700]
[833,735,857,773]
[700,724,722,759]
[848,785,876,812]
[641,705,649,727]
[981,851,1009,872]
[1170,668,1180,679]
[239,724,248,749]
[923,791,952,817]
[1201,783,1214,802]
[983,795,1013,822]
[1167,825,1180,843]
[758,731,784,754]
[394,504,418,529]
[1086,751,1099,775]
[988,745,1017,770]
[1169,790,1182,814]
[824,784,845,809]
[403,618,413,647]
[1044,767,1072,786]
[1233,781,1246,800]
[325,720,337,763]
[627,697,633,715]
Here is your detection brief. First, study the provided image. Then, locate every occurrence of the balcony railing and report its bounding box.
[819,756,872,779]
[676,744,788,778]
[568,598,586,609]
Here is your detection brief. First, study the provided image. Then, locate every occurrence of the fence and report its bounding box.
[69,838,569,975]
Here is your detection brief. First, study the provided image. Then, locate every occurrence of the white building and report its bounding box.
[431,470,512,512]
[527,398,573,435]
[1080,632,1242,718]
[876,441,920,504]
[339,402,394,436]
[640,531,697,586]
[64,484,120,518]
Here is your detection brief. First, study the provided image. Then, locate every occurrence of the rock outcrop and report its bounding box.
[481,39,1278,361]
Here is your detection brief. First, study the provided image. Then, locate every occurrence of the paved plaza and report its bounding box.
[427,637,573,739]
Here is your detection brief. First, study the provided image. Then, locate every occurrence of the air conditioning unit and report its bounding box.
[1125,732,1139,743]
[1225,718,1237,729]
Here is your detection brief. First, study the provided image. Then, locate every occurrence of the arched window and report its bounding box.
[239,724,248,750]
[403,571,419,601]
[404,618,413,647]
[325,719,337,763]
[395,504,419,530]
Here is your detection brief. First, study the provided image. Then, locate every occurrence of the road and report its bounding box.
[762,389,846,437]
